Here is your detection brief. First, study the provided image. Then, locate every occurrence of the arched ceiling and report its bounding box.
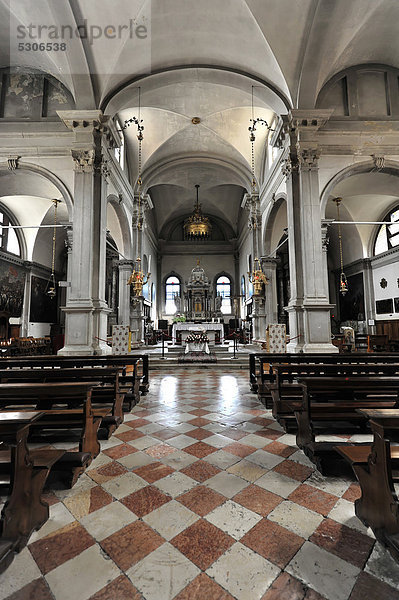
[3,0,398,110]
[2,0,399,242]
[326,172,399,258]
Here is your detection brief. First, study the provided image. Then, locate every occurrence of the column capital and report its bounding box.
[71,149,96,173]
[297,145,321,171]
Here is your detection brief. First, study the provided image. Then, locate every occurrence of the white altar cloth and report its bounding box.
[172,322,224,343]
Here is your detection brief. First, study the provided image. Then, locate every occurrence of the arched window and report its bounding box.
[114,119,125,170]
[241,275,246,303]
[165,275,181,314]
[374,205,399,255]
[216,275,231,314]
[0,208,21,256]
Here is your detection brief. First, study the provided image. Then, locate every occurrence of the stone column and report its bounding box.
[118,260,133,326]
[261,257,278,327]
[21,265,32,337]
[362,259,375,332]
[57,111,115,355]
[283,110,337,353]
[244,193,266,338]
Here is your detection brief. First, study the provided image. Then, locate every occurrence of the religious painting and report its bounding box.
[339,273,365,322]
[376,298,394,315]
[0,259,25,317]
[395,297,399,313]
[30,276,58,323]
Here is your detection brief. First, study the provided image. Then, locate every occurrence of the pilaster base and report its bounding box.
[59,302,112,356]
[286,303,338,354]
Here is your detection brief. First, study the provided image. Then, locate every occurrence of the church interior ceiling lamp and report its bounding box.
[46,198,61,299]
[127,257,150,297]
[184,184,212,241]
[333,197,348,296]
[248,258,269,296]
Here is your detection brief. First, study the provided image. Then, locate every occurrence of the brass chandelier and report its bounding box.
[248,258,269,296]
[127,257,150,297]
[184,185,212,241]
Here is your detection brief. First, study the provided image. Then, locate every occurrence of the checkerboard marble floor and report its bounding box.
[2,369,399,600]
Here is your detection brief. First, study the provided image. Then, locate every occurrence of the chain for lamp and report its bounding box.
[47,199,61,299]
[334,197,348,296]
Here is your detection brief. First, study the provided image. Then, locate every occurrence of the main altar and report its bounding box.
[184,260,212,321]
[172,261,224,346]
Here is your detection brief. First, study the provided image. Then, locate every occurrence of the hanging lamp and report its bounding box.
[46,198,61,299]
[184,185,212,240]
[333,197,348,296]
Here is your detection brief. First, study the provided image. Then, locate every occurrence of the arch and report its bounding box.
[107,194,133,259]
[0,162,74,221]
[263,193,288,255]
[101,64,291,115]
[320,159,399,218]
[371,201,399,257]
[0,201,27,260]
[142,156,253,195]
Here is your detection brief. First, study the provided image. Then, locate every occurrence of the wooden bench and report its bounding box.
[293,376,399,473]
[337,409,399,562]
[0,412,65,573]
[268,363,399,430]
[0,382,109,486]
[0,354,147,407]
[0,367,123,438]
[252,353,399,403]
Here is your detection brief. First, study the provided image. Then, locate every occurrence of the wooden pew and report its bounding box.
[337,409,399,562]
[0,383,109,486]
[252,353,399,404]
[0,367,123,438]
[268,363,399,430]
[0,412,64,573]
[293,376,399,472]
[0,354,147,407]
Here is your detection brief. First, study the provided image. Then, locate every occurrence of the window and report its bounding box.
[374,206,399,255]
[114,119,125,170]
[0,209,21,256]
[165,276,181,314]
[216,276,231,314]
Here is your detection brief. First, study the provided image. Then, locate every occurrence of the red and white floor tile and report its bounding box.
[1,369,399,600]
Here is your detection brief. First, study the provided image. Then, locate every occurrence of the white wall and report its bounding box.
[372,257,399,320]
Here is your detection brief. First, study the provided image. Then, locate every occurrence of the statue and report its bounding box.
[174,294,182,313]
[215,295,222,313]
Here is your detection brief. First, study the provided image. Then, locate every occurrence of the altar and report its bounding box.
[172,322,224,344]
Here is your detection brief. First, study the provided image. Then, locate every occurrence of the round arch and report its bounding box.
[107,194,133,259]
[0,162,74,221]
[0,201,27,260]
[263,193,288,255]
[320,159,399,219]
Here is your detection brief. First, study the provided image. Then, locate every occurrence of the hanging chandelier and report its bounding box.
[333,197,348,296]
[248,258,269,296]
[184,184,212,241]
[46,198,61,299]
[127,257,150,297]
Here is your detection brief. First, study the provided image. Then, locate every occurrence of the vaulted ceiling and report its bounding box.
[2,0,398,236]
